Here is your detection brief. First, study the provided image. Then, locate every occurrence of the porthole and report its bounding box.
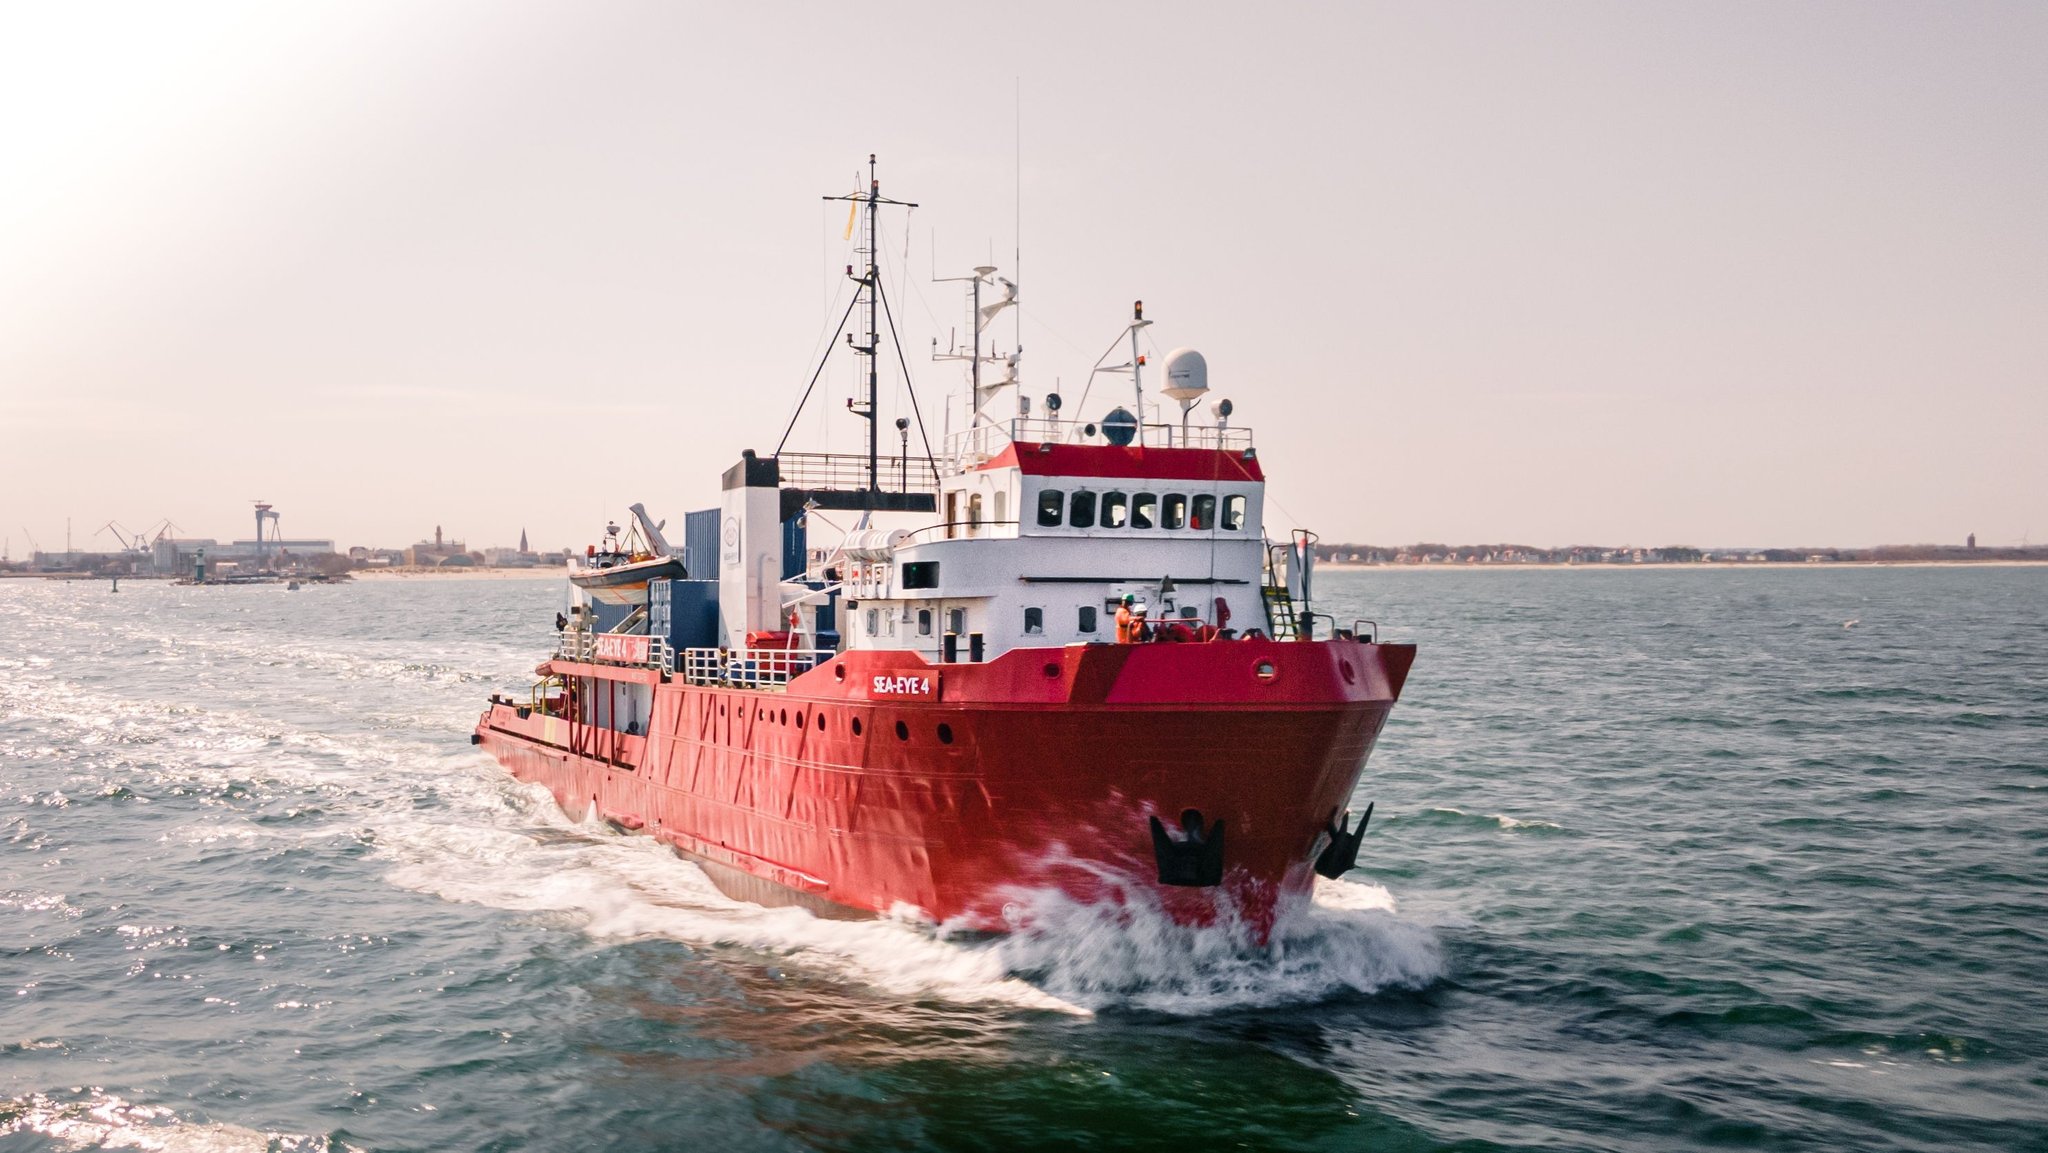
[1339,659,1356,685]
[816,714,826,732]
[796,712,806,728]
[833,664,846,682]
[780,709,788,725]
[937,723,954,745]
[1043,662,1061,678]
[895,720,910,741]
[1253,659,1278,683]
[851,717,863,737]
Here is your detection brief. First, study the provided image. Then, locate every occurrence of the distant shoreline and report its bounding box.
[1320,560,2048,572]
[350,567,566,581]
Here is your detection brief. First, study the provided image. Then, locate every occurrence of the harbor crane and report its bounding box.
[98,521,149,553]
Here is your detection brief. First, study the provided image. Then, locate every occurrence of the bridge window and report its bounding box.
[968,493,984,528]
[1069,491,1097,529]
[918,608,932,636]
[1162,493,1188,530]
[1024,607,1044,634]
[901,561,939,589]
[1078,605,1098,633]
[1191,494,1217,530]
[1223,494,1246,531]
[865,608,879,636]
[1131,493,1156,529]
[994,491,1008,524]
[1037,489,1064,526]
[1101,492,1128,528]
[948,608,966,635]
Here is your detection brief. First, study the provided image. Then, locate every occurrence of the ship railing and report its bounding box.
[553,630,672,671]
[677,646,836,689]
[943,417,1254,469]
[774,451,940,495]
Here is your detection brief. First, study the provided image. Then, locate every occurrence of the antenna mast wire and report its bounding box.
[875,278,942,484]
[773,290,865,458]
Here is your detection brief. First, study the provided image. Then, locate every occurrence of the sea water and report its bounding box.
[2,567,2044,1151]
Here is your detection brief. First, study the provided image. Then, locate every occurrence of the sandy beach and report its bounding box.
[349,566,568,581]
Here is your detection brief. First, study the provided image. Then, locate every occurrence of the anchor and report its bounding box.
[1149,808,1226,887]
[1313,802,1374,880]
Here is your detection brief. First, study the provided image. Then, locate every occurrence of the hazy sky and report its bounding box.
[3,1,2043,553]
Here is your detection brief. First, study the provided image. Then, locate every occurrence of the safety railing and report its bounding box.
[944,417,1255,470]
[677,646,836,689]
[774,451,940,495]
[554,630,672,671]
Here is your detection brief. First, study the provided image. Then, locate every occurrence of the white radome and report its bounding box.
[1161,348,1209,403]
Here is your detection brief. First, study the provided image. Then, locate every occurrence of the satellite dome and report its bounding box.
[1161,348,1209,403]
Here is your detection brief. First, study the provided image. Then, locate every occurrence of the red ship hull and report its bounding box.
[474,638,1416,939]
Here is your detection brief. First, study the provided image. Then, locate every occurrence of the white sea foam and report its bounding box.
[0,1090,342,1153]
[1491,813,1563,831]
[375,793,1087,1014]
[374,777,1444,1016]
[983,875,1443,1014]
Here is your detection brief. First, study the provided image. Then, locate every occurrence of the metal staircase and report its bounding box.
[1261,543,1300,639]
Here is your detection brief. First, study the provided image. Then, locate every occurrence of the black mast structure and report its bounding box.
[823,154,918,497]
[773,156,940,515]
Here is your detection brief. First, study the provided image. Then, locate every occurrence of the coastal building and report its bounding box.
[403,526,468,567]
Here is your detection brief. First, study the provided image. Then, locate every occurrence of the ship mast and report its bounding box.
[933,265,1019,423]
[823,155,918,495]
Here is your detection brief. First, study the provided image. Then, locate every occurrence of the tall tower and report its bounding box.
[519,527,529,553]
[253,502,279,566]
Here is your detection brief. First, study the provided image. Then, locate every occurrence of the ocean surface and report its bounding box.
[3,566,2045,1152]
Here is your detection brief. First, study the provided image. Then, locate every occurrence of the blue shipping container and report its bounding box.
[683,508,720,580]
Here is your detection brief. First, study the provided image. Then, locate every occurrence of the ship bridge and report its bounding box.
[821,412,1268,665]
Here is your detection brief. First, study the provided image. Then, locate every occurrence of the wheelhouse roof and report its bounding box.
[976,442,1264,483]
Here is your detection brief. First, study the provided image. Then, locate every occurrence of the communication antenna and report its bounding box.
[933,265,1019,421]
[1081,302,1155,446]
[1015,76,1023,366]
[821,155,921,495]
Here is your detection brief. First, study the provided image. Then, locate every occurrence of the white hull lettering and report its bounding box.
[871,674,933,696]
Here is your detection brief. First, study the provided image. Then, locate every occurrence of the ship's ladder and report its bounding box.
[1262,543,1299,639]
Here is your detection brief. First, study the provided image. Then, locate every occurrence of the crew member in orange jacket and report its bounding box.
[1116,594,1145,643]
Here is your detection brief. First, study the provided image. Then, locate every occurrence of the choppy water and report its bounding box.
[3,567,2045,1152]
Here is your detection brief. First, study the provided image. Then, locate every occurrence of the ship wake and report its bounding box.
[979,875,1445,1015]
[379,780,1444,1017]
